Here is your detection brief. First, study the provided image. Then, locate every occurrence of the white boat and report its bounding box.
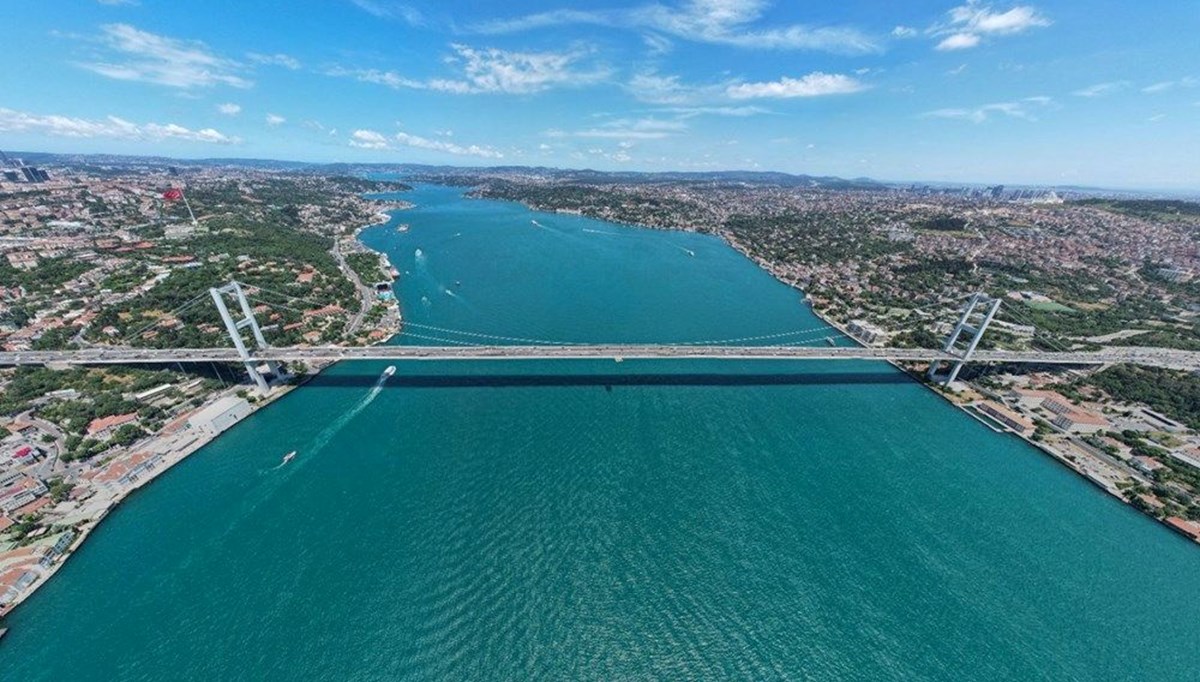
[281,451,296,465]
[383,365,396,377]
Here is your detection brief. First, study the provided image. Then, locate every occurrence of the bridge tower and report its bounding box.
[209,281,281,394]
[927,293,1002,386]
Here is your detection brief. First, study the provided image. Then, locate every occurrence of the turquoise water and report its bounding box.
[4,185,1200,679]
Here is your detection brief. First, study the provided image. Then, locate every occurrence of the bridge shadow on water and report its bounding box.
[300,370,915,389]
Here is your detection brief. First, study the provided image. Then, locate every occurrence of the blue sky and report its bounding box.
[1,0,1197,189]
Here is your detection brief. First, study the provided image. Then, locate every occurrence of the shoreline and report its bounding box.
[490,194,1200,548]
[1,209,404,621]
[0,380,304,618]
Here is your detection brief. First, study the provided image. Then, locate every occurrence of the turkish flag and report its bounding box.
[163,188,183,201]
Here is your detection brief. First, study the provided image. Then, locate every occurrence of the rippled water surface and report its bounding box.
[4,185,1200,680]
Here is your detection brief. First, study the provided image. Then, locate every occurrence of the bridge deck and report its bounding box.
[1,345,1196,370]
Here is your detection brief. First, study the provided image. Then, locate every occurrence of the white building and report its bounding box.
[847,320,887,346]
[186,396,251,438]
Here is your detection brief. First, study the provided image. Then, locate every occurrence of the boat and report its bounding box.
[396,223,409,233]
[383,365,396,377]
[531,220,542,228]
[454,280,462,287]
[281,451,296,465]
[826,337,836,346]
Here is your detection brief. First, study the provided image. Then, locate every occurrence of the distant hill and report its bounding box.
[7,152,885,190]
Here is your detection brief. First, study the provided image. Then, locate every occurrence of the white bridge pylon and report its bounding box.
[927,293,1002,386]
[196,283,1016,392]
[209,281,280,394]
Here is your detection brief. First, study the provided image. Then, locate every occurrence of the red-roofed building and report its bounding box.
[10,497,52,518]
[1166,517,1200,541]
[95,451,164,489]
[303,304,344,319]
[0,476,47,515]
[86,412,139,438]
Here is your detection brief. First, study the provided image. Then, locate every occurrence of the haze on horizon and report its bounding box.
[2,0,1198,191]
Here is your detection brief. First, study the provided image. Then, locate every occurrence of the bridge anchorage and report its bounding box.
[926,293,1001,386]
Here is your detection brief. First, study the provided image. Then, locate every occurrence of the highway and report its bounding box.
[2,344,1197,369]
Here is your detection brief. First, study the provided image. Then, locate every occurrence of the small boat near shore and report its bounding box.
[396,223,409,233]
[383,365,396,377]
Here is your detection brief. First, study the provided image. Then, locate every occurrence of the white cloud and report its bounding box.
[642,33,674,56]
[349,128,503,158]
[347,0,424,25]
[78,23,252,89]
[247,52,301,70]
[923,96,1052,123]
[626,72,717,105]
[1072,81,1127,97]
[216,102,241,115]
[0,106,238,143]
[349,129,390,149]
[446,43,609,94]
[474,0,880,54]
[265,113,286,126]
[656,105,769,117]
[892,25,918,38]
[726,72,867,99]
[929,2,1049,50]
[936,33,980,50]
[1142,77,1197,94]
[566,117,688,139]
[328,43,608,95]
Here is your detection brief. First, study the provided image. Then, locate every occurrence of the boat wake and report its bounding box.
[307,367,393,455]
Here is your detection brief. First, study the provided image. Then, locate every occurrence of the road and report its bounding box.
[332,238,375,335]
[19,412,68,478]
[2,344,1197,369]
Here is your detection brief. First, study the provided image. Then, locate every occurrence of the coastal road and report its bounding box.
[2,344,1198,369]
[332,239,375,335]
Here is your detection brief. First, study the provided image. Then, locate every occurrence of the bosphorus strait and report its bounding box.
[4,185,1200,680]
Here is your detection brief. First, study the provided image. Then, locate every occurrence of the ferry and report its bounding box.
[281,451,296,465]
[383,365,396,377]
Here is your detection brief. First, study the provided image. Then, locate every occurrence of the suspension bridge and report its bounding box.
[2,282,1195,392]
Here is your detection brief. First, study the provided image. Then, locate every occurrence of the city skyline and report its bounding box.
[2,0,1198,190]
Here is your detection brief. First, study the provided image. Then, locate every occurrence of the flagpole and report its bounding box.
[181,189,197,225]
